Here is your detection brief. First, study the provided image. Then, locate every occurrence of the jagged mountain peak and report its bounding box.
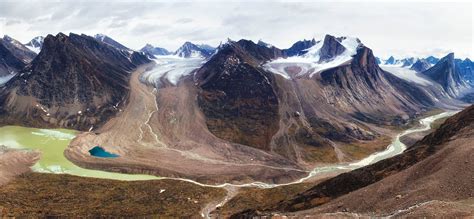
[93,33,130,51]
[422,52,467,97]
[302,34,362,63]
[24,36,45,54]
[139,44,170,58]
[283,38,318,56]
[174,41,214,58]
[410,59,432,72]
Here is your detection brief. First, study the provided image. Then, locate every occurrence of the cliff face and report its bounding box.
[0,33,150,130]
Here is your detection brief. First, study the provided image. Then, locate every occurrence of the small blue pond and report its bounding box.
[88,146,119,158]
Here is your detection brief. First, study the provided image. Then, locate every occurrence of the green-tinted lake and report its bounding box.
[0,126,159,181]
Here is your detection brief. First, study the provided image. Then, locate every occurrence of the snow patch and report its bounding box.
[25,45,41,54]
[381,66,435,86]
[263,36,360,79]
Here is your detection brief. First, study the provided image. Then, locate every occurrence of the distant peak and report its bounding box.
[56,32,68,38]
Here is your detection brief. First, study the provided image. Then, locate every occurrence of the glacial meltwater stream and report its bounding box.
[0,111,456,186]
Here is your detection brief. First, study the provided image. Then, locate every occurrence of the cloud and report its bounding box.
[0,1,472,58]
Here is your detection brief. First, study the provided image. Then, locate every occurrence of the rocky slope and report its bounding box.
[0,33,150,130]
[233,104,474,217]
[0,36,36,77]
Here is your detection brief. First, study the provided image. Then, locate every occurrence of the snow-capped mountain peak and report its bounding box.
[25,36,45,54]
[174,42,215,58]
[263,34,363,79]
[139,44,171,58]
[301,35,362,63]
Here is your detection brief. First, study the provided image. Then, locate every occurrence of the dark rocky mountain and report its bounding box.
[0,33,150,130]
[257,40,273,48]
[139,44,171,58]
[384,56,396,65]
[425,55,440,65]
[24,36,45,54]
[401,57,417,67]
[94,34,130,51]
[282,38,317,56]
[318,35,347,62]
[175,42,215,58]
[422,53,468,96]
[195,39,282,150]
[233,104,474,217]
[410,59,431,72]
[455,58,474,85]
[375,57,382,64]
[0,35,36,77]
[195,37,434,164]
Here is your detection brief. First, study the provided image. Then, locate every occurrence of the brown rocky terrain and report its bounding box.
[232,104,474,217]
[0,173,226,217]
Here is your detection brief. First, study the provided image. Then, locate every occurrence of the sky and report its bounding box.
[0,0,472,59]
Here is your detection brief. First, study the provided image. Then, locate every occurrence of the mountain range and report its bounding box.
[0,32,471,180]
[0,31,472,217]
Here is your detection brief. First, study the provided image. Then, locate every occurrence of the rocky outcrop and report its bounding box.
[0,33,150,130]
[318,35,347,62]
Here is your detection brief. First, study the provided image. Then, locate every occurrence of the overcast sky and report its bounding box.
[0,0,472,59]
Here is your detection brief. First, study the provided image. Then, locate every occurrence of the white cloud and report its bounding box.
[0,0,472,59]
